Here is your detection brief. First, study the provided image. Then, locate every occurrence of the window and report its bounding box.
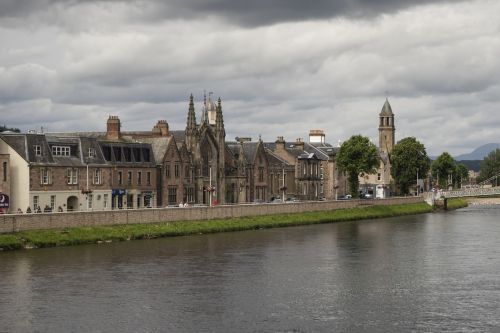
[66,168,78,184]
[137,171,142,185]
[320,183,324,194]
[34,145,41,156]
[66,168,78,185]
[103,194,108,209]
[377,173,381,181]
[168,186,177,204]
[33,195,39,210]
[88,194,93,209]
[88,148,96,158]
[127,171,132,185]
[303,163,306,175]
[175,164,180,178]
[40,168,51,185]
[166,165,170,178]
[185,165,190,179]
[259,167,264,182]
[118,171,123,185]
[320,166,324,179]
[186,187,194,203]
[93,168,102,185]
[52,146,70,156]
[3,162,7,181]
[147,172,151,185]
[50,195,56,210]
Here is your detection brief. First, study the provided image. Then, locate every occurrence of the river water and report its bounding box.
[1,206,499,332]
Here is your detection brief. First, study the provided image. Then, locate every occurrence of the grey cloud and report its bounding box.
[140,0,464,27]
[0,0,463,28]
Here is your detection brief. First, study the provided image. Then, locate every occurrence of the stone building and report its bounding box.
[0,153,10,213]
[359,99,395,198]
[0,93,352,212]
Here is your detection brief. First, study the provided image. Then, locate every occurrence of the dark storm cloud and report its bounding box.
[136,0,463,27]
[1,0,460,27]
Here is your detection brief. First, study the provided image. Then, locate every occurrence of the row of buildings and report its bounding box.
[0,95,396,214]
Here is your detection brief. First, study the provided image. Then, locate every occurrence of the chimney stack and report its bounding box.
[153,120,169,136]
[294,138,305,150]
[106,116,121,141]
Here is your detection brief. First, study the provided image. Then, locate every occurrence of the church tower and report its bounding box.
[378,98,395,154]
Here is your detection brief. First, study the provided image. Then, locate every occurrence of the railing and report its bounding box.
[441,186,500,198]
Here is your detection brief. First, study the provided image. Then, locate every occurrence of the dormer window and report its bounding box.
[88,148,96,158]
[34,145,41,156]
[52,146,70,156]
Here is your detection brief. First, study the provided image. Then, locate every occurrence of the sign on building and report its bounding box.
[0,193,9,208]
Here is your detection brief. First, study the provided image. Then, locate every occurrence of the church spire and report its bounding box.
[215,97,225,137]
[186,93,196,131]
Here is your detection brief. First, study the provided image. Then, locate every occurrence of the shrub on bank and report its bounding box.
[2,202,432,251]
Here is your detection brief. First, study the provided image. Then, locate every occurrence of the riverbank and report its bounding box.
[465,197,500,206]
[446,198,469,210]
[0,202,433,251]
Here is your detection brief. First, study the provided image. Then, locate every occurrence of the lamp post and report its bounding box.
[87,163,89,210]
[416,168,419,196]
[209,163,212,207]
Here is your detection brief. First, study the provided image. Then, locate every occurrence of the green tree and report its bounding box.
[454,163,469,188]
[478,148,500,185]
[390,137,430,195]
[337,135,380,198]
[431,152,456,188]
[0,125,20,133]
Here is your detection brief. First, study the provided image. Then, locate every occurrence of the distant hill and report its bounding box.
[456,160,481,172]
[455,143,500,160]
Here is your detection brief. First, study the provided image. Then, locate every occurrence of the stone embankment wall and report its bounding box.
[0,197,424,234]
[465,197,500,206]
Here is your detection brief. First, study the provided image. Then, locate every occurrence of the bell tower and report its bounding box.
[378,98,395,154]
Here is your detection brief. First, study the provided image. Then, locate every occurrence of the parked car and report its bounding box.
[285,197,300,203]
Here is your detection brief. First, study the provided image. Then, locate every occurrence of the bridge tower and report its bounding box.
[379,98,395,154]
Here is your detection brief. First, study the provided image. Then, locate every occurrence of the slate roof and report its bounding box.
[123,135,170,165]
[380,99,393,116]
[170,130,186,144]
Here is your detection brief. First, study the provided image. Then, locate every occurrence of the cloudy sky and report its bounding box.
[1,0,499,156]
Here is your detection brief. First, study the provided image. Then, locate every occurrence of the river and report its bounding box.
[1,205,499,332]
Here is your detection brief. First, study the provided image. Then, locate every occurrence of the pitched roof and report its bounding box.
[380,99,393,116]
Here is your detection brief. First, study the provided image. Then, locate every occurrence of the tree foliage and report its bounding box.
[478,148,500,184]
[337,135,380,198]
[431,152,457,188]
[0,125,20,133]
[454,163,469,187]
[390,137,430,195]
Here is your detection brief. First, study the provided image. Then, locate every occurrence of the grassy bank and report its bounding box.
[446,198,469,210]
[0,202,432,251]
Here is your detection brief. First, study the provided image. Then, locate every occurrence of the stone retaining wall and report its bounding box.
[0,197,424,234]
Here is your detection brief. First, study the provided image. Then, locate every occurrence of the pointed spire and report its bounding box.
[215,97,225,137]
[380,98,393,116]
[186,93,196,134]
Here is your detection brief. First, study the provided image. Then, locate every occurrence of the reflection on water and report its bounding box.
[1,206,499,332]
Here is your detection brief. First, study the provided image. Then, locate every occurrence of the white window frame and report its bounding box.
[103,194,108,209]
[34,145,41,156]
[50,195,56,210]
[88,148,96,158]
[67,168,78,184]
[93,168,102,185]
[33,195,39,210]
[52,146,70,156]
